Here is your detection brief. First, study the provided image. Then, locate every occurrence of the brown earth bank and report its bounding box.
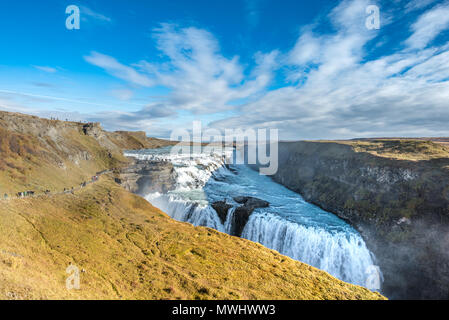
[0,111,384,300]
[256,139,449,299]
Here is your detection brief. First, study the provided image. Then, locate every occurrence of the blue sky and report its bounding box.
[0,0,449,139]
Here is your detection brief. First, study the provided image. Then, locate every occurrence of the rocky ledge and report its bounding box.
[212,196,269,237]
[117,158,177,195]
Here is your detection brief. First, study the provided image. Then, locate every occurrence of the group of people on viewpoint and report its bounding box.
[2,174,103,201]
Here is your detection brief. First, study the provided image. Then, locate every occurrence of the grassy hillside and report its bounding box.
[0,111,175,195]
[107,131,177,150]
[0,177,383,300]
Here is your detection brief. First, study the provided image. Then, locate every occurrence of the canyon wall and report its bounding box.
[264,140,449,299]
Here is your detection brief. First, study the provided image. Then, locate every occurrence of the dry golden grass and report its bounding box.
[316,139,449,161]
[0,178,384,300]
[107,131,178,150]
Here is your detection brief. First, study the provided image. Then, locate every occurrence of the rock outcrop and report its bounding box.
[212,197,270,237]
[252,140,449,299]
[234,196,270,209]
[231,197,270,237]
[119,158,176,195]
[211,201,232,224]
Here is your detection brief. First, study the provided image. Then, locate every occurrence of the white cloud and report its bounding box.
[86,24,278,114]
[111,89,134,101]
[84,52,153,87]
[288,31,322,67]
[82,0,449,139]
[147,24,278,113]
[405,0,439,13]
[80,6,112,23]
[329,0,371,31]
[33,65,57,73]
[211,0,449,140]
[406,3,449,49]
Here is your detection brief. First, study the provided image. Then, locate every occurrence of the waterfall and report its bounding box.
[242,213,373,286]
[223,207,236,234]
[146,193,225,233]
[126,146,380,289]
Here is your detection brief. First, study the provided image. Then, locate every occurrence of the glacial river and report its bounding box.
[125,146,379,288]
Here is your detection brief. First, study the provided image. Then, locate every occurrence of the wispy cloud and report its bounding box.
[405,0,439,13]
[80,6,112,23]
[405,2,449,49]
[85,24,278,115]
[0,89,122,108]
[32,82,56,88]
[84,52,153,87]
[110,89,134,101]
[33,65,57,73]
[245,0,263,27]
[0,89,174,136]
[143,24,278,113]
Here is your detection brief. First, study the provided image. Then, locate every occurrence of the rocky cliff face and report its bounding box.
[263,140,449,299]
[118,159,176,195]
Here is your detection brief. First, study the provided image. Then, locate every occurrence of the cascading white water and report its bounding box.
[147,193,225,233]
[223,207,236,234]
[242,213,373,285]
[125,147,380,288]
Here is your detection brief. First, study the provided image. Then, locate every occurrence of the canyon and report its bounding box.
[0,111,383,300]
